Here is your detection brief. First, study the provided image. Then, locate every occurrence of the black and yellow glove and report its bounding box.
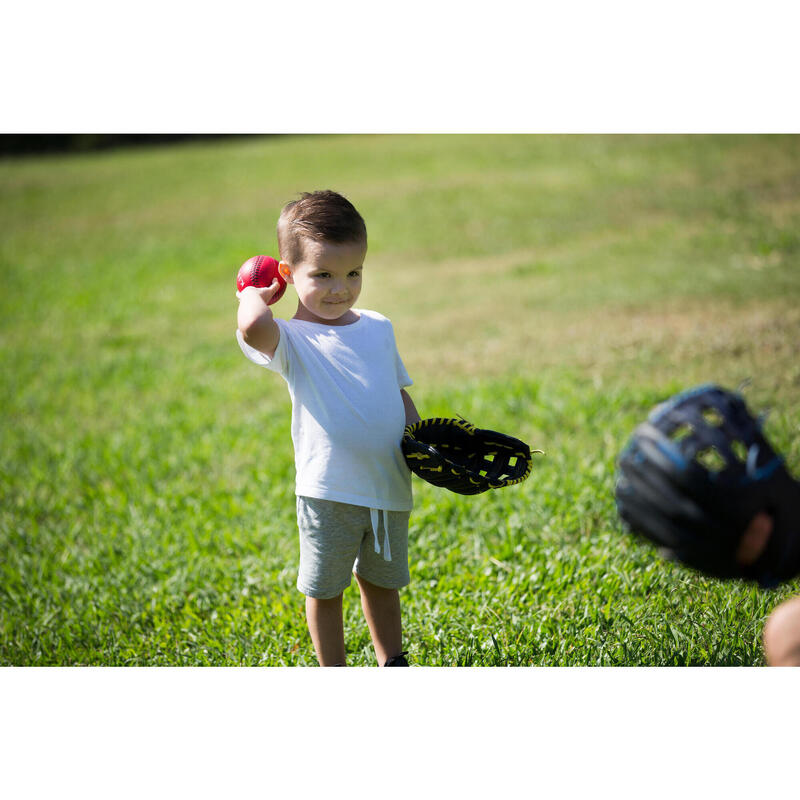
[402,417,538,495]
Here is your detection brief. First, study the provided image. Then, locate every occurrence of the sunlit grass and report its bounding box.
[2,134,799,665]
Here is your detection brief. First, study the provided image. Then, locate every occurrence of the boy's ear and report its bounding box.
[278,261,293,283]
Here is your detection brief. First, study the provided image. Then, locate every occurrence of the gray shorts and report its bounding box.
[296,496,411,599]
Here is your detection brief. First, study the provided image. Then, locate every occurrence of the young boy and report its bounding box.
[236,190,420,666]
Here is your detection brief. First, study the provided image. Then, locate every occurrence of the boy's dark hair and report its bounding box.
[277,190,367,264]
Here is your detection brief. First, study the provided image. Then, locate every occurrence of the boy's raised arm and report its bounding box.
[237,282,282,358]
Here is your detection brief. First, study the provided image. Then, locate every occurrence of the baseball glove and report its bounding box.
[402,417,537,495]
[615,383,800,586]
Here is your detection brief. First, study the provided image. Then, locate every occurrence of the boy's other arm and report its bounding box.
[401,389,421,427]
[237,283,281,358]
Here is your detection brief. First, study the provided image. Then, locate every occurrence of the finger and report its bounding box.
[736,511,774,565]
[260,278,281,297]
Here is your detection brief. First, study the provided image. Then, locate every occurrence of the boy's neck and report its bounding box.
[292,304,360,326]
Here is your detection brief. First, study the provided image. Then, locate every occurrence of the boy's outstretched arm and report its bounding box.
[401,389,420,427]
[237,282,282,358]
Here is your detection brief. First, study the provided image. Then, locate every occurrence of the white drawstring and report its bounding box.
[369,508,392,562]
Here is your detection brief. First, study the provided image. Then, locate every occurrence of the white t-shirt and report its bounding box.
[236,309,413,512]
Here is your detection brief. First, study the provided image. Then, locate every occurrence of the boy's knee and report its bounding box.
[305,593,344,621]
[355,572,397,595]
[307,592,343,606]
[763,596,800,666]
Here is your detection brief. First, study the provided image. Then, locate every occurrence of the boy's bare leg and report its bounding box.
[355,574,403,665]
[306,594,346,666]
[763,595,800,666]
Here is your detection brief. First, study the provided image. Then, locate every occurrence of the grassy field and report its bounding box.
[2,134,799,666]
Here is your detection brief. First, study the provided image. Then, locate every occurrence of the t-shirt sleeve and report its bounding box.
[396,351,412,389]
[235,319,291,378]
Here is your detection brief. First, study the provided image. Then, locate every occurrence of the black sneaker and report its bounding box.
[384,651,409,667]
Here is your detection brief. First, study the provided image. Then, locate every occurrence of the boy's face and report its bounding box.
[280,238,366,325]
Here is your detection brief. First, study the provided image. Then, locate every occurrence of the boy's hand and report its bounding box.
[236,279,283,304]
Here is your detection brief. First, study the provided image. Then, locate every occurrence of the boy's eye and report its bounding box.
[312,270,360,279]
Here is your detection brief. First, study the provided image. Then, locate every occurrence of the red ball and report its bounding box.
[236,255,287,305]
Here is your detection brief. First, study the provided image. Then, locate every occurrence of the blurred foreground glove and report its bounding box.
[615,384,800,587]
[402,417,538,495]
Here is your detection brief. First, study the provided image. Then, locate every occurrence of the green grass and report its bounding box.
[2,134,800,665]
